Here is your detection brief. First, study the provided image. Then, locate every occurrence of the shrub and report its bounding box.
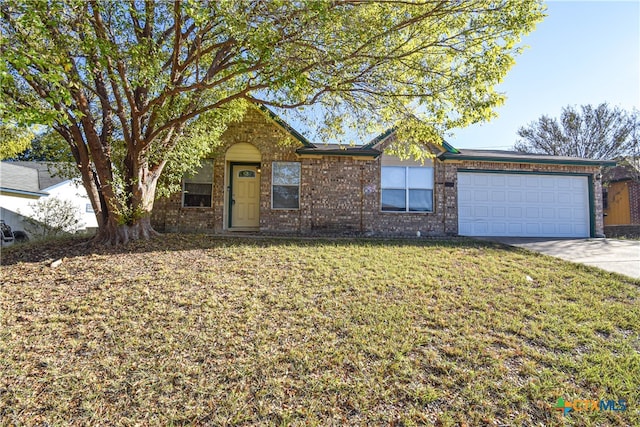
[23,197,84,239]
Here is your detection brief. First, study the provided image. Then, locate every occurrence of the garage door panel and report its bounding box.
[459,206,474,217]
[458,174,474,185]
[557,192,573,204]
[492,207,506,218]
[474,191,489,202]
[557,223,573,234]
[573,179,587,190]
[572,193,586,204]
[557,208,572,219]
[475,206,489,217]
[508,191,522,202]
[475,175,489,185]
[459,189,473,202]
[508,207,522,218]
[474,223,489,235]
[525,176,539,187]
[526,223,540,234]
[541,179,555,188]
[490,222,506,234]
[525,207,539,218]
[541,208,555,219]
[541,223,555,234]
[508,223,523,234]
[492,191,505,202]
[540,192,554,203]
[458,172,590,238]
[458,222,472,234]
[491,175,505,186]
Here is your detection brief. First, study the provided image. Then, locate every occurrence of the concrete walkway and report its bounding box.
[481,237,640,279]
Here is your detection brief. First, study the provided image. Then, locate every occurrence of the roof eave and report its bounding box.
[295,148,382,158]
[362,128,396,149]
[438,153,616,167]
[258,105,314,147]
[363,129,460,155]
[0,187,49,197]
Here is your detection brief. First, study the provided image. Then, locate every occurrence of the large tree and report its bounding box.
[1,0,544,244]
[514,103,639,160]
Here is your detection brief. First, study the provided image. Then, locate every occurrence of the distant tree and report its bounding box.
[514,104,639,160]
[2,0,544,244]
[22,197,84,239]
[13,128,74,162]
[0,122,34,159]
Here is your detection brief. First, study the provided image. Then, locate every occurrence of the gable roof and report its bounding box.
[0,162,39,192]
[363,129,460,154]
[259,106,314,147]
[7,161,68,190]
[0,161,70,196]
[359,128,616,166]
[361,128,396,149]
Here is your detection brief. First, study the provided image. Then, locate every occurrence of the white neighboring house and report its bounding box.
[0,161,98,238]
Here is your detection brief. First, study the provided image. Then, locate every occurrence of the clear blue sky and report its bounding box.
[448,0,640,150]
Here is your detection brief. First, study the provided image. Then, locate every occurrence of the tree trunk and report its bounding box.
[89,165,163,246]
[92,215,160,246]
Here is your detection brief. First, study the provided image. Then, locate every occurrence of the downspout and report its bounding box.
[360,164,365,234]
[589,172,598,238]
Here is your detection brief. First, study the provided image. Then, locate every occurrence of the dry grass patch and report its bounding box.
[1,235,639,425]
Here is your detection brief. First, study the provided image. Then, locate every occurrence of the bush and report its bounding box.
[23,197,84,239]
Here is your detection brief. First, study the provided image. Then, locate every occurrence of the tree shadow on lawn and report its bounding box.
[0,232,521,266]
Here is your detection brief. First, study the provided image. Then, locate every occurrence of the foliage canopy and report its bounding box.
[1,0,545,243]
[0,122,33,160]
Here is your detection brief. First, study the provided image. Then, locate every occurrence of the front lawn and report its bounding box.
[1,236,638,425]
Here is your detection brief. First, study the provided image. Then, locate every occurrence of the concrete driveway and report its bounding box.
[481,237,640,279]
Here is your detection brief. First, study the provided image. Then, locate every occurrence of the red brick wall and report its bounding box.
[629,180,640,224]
[152,107,300,233]
[294,156,456,236]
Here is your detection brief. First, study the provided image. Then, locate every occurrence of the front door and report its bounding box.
[230,164,260,228]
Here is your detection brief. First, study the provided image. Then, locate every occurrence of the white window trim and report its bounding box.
[380,166,434,213]
[271,161,300,210]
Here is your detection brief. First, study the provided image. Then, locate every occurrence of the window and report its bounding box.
[183,160,213,207]
[272,162,300,209]
[381,166,434,212]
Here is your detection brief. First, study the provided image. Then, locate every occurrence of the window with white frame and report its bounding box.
[272,162,300,209]
[381,166,434,212]
[182,160,213,207]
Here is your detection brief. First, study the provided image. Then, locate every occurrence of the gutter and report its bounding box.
[438,153,616,167]
[0,187,49,197]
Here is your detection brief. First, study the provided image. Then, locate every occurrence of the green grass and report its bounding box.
[1,235,639,425]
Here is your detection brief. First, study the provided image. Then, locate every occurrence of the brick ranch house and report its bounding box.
[152,107,615,238]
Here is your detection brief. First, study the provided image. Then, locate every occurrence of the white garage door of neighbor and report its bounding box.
[457,172,590,238]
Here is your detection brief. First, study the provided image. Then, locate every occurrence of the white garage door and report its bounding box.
[458,172,590,237]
